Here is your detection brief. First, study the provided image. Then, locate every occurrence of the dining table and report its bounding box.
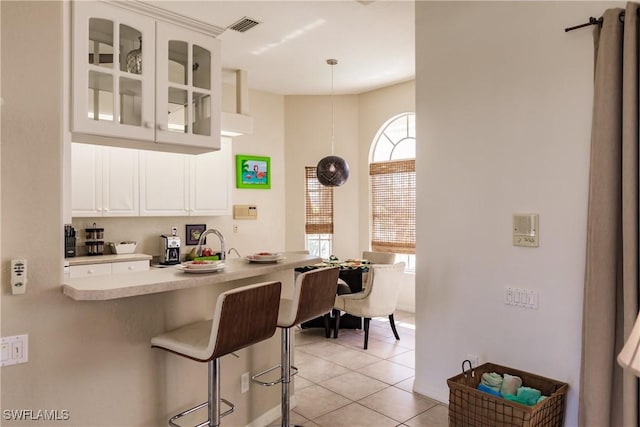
[296,258,370,333]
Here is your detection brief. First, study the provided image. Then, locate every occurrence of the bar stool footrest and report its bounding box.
[251,365,299,387]
[168,398,235,427]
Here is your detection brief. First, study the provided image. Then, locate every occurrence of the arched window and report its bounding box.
[369,113,416,271]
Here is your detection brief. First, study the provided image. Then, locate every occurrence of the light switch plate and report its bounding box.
[1,334,28,367]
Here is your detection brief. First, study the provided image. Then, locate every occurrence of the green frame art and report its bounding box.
[236,155,271,189]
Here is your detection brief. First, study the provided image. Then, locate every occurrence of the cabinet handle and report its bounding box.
[158,124,167,131]
[88,269,94,274]
[144,122,153,129]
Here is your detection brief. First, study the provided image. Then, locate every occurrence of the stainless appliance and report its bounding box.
[160,235,181,265]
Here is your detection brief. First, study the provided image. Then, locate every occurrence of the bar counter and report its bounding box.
[63,253,321,301]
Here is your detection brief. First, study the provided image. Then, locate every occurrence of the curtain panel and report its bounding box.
[579,3,639,426]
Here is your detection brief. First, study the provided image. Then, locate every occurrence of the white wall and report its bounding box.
[415,2,622,425]
[284,83,417,311]
[284,95,360,258]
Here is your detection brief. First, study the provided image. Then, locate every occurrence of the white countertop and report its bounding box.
[67,253,153,266]
[63,253,321,301]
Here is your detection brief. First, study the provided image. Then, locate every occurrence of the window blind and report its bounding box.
[370,159,415,254]
[305,166,334,234]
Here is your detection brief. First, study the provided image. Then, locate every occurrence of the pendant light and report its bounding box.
[316,59,350,187]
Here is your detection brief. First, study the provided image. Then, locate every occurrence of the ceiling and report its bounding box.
[145,1,415,95]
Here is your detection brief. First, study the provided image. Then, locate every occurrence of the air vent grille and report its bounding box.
[228,17,261,33]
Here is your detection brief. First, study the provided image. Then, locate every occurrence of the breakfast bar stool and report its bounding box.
[151,281,282,427]
[251,267,340,427]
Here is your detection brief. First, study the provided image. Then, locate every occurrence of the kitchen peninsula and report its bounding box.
[63,252,321,301]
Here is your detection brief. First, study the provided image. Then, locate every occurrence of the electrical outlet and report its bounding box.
[241,372,250,393]
[233,225,238,233]
[171,226,178,236]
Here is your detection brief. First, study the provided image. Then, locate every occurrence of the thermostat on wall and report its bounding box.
[513,213,539,247]
[234,205,257,220]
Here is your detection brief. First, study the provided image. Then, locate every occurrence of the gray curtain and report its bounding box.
[579,3,639,427]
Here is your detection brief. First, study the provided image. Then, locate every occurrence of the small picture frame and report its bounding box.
[236,155,271,189]
[186,224,206,246]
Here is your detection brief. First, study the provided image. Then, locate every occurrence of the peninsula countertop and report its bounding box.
[63,253,321,301]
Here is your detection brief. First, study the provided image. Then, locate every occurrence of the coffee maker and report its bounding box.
[159,235,181,265]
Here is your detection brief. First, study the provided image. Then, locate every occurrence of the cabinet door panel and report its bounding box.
[102,147,139,216]
[139,151,190,216]
[71,143,103,217]
[155,21,221,150]
[72,1,155,141]
[190,138,232,216]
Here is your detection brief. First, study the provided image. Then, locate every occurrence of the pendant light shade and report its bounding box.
[317,155,350,187]
[316,59,349,187]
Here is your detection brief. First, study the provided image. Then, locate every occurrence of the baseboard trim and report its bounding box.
[246,395,296,427]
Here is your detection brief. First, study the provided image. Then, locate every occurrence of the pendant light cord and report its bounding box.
[328,59,337,155]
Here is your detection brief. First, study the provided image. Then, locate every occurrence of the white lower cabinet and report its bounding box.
[111,260,150,274]
[139,138,232,216]
[69,260,150,279]
[71,143,139,217]
[69,263,112,278]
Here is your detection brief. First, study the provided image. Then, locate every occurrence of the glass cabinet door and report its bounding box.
[156,21,221,150]
[72,1,154,141]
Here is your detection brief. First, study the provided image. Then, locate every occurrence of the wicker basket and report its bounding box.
[447,362,568,427]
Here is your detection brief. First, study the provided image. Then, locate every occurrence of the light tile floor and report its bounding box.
[272,310,449,427]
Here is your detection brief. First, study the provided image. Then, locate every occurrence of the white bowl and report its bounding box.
[109,242,137,254]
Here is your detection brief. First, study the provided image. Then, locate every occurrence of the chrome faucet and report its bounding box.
[196,229,226,261]
[227,247,242,258]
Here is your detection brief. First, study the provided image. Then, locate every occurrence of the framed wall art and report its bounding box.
[236,155,271,189]
[185,224,206,245]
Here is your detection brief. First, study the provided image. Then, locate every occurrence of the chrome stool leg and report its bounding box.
[281,327,292,427]
[168,358,234,427]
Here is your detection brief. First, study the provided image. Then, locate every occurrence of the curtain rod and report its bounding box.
[565,10,636,32]
[564,16,602,32]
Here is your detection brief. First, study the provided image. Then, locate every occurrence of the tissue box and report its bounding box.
[108,242,137,254]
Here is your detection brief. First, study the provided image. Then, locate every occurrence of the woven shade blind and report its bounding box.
[370,159,415,254]
[305,167,334,234]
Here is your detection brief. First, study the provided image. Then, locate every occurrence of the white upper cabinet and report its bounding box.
[189,138,232,216]
[72,2,155,142]
[138,138,232,217]
[71,1,221,153]
[72,143,139,217]
[139,151,190,216]
[155,22,221,150]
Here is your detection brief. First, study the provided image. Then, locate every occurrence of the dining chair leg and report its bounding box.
[333,309,340,338]
[363,317,371,349]
[389,314,400,340]
[323,313,331,338]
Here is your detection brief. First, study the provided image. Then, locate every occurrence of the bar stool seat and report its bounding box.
[252,267,340,427]
[152,281,282,427]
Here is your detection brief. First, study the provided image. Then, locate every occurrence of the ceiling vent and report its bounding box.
[228,17,261,33]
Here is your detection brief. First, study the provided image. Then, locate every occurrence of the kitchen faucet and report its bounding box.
[196,229,226,261]
[227,247,242,258]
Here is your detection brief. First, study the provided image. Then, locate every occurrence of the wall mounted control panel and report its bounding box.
[233,204,258,220]
[513,214,539,247]
[10,259,27,295]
